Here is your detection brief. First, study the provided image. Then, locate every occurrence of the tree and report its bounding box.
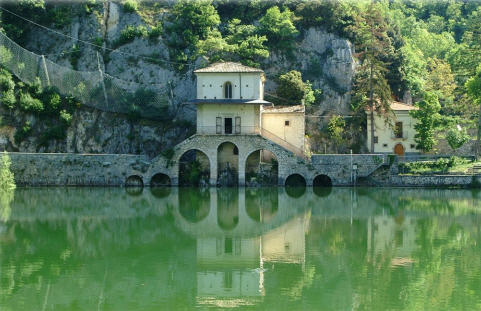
[328,115,346,153]
[259,6,298,49]
[0,152,16,191]
[349,3,393,153]
[276,70,314,105]
[410,92,441,153]
[446,126,470,151]
[225,19,269,67]
[466,66,481,157]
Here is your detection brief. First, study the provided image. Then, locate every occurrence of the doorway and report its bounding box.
[225,118,233,134]
[394,143,405,156]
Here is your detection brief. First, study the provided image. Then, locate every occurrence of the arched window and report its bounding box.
[224,82,232,99]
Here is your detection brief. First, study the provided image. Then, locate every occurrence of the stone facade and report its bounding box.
[5,135,388,187]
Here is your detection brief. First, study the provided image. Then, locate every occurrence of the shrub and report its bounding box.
[114,25,147,47]
[59,109,72,125]
[14,121,32,144]
[148,23,163,40]
[446,127,470,150]
[0,69,15,92]
[1,90,16,109]
[123,0,138,13]
[19,92,44,113]
[41,87,62,114]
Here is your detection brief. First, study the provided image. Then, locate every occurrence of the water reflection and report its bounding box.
[0,187,481,310]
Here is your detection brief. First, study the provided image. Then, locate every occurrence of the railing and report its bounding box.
[197,126,260,135]
[396,154,475,163]
[260,128,306,159]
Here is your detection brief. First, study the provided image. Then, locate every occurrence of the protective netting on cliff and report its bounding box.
[0,31,170,119]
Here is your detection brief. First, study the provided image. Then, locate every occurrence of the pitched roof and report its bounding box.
[365,101,418,112]
[262,105,305,113]
[194,62,264,73]
[391,101,418,111]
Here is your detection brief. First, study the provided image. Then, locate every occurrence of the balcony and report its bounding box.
[197,126,260,135]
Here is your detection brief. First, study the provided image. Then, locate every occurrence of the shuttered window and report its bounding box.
[235,116,241,134]
[216,117,222,134]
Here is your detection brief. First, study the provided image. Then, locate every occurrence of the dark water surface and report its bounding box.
[1,187,481,310]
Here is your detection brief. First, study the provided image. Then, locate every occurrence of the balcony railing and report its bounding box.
[197,126,260,135]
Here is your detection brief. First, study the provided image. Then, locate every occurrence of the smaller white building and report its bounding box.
[366,102,419,155]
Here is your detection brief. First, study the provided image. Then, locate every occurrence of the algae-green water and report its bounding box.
[1,187,481,310]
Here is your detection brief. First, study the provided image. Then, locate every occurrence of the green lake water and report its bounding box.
[1,187,481,310]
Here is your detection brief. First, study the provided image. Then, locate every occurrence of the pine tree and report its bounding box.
[350,3,394,153]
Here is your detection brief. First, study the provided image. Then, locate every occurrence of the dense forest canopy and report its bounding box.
[0,0,480,153]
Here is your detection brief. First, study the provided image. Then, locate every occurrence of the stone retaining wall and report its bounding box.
[389,175,481,188]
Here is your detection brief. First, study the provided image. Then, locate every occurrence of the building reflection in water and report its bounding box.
[174,187,311,307]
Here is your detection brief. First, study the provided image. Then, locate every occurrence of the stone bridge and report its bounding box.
[7,134,387,187]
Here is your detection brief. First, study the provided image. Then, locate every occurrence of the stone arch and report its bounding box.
[178,149,210,186]
[150,173,171,187]
[179,188,210,223]
[245,149,278,186]
[285,174,306,198]
[125,175,143,187]
[246,187,278,222]
[217,141,239,186]
[313,174,332,187]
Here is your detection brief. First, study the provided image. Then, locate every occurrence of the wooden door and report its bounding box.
[394,143,405,155]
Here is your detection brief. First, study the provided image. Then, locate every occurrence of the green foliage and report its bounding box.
[328,115,346,152]
[167,0,220,66]
[114,25,148,48]
[41,87,62,114]
[411,92,442,152]
[276,70,312,105]
[14,121,32,144]
[148,22,163,40]
[466,68,481,105]
[0,152,16,191]
[123,0,138,13]
[19,92,44,113]
[259,6,298,49]
[0,68,15,92]
[446,126,470,150]
[1,90,16,109]
[399,156,470,175]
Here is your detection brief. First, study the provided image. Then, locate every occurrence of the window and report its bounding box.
[285,120,290,126]
[394,122,403,138]
[216,117,222,134]
[374,136,378,144]
[235,116,241,134]
[225,238,233,254]
[224,82,232,99]
[410,144,415,149]
[383,143,388,147]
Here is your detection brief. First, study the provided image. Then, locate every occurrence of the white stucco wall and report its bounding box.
[197,103,260,134]
[366,111,418,154]
[196,72,263,100]
[261,112,305,152]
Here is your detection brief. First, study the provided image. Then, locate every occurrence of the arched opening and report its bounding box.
[313,174,332,187]
[179,188,210,223]
[150,173,171,187]
[313,175,332,197]
[217,142,238,187]
[285,174,306,198]
[246,187,278,222]
[125,175,143,187]
[224,81,232,99]
[217,188,239,230]
[125,175,144,196]
[394,143,405,156]
[245,149,278,186]
[179,149,210,186]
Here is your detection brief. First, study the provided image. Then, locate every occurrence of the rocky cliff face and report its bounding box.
[1,1,357,156]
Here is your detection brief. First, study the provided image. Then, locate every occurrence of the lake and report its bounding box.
[1,187,481,310]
